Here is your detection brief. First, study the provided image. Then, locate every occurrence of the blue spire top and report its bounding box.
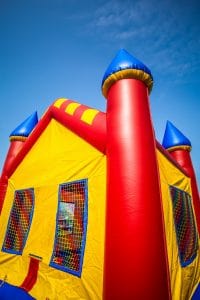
[162,120,191,149]
[102,49,152,84]
[101,49,153,97]
[10,111,38,138]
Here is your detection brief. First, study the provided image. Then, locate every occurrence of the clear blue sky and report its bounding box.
[0,0,200,188]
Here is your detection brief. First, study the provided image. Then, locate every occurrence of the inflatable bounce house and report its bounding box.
[0,49,199,300]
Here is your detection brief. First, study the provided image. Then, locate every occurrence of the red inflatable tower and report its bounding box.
[0,112,38,213]
[162,121,200,233]
[102,49,171,299]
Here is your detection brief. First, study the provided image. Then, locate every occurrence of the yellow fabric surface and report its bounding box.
[65,102,81,115]
[157,149,200,300]
[53,98,68,108]
[0,119,106,299]
[81,108,100,125]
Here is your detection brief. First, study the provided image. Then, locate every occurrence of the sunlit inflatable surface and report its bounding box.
[0,49,199,300]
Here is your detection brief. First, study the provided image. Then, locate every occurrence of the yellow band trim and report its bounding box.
[81,109,99,125]
[53,98,67,108]
[65,102,81,115]
[29,253,43,261]
[102,69,153,98]
[9,136,27,142]
[167,145,191,152]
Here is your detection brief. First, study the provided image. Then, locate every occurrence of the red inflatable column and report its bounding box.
[171,148,200,232]
[102,50,171,300]
[162,121,200,233]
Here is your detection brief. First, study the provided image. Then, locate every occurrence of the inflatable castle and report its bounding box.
[0,49,199,299]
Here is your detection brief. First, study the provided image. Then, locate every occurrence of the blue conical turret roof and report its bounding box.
[101,49,153,97]
[102,49,152,85]
[162,120,191,149]
[10,111,38,138]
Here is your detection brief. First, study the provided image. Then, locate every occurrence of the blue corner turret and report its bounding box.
[9,111,38,139]
[101,49,153,97]
[162,120,191,150]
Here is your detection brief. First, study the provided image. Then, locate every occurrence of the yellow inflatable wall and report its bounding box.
[157,149,200,300]
[0,119,106,299]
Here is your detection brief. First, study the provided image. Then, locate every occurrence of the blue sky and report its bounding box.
[0,0,200,187]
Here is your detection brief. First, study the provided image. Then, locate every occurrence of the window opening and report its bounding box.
[2,188,34,254]
[169,185,198,267]
[50,179,88,276]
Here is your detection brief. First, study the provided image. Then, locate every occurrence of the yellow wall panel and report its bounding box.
[0,119,106,300]
[157,149,200,300]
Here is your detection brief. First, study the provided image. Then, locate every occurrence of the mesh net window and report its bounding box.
[2,188,34,254]
[169,185,198,267]
[50,179,88,276]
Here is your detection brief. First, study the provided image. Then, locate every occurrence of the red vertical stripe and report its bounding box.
[0,178,8,214]
[20,257,40,292]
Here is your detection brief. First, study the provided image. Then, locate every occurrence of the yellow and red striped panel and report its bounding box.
[53,98,100,126]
